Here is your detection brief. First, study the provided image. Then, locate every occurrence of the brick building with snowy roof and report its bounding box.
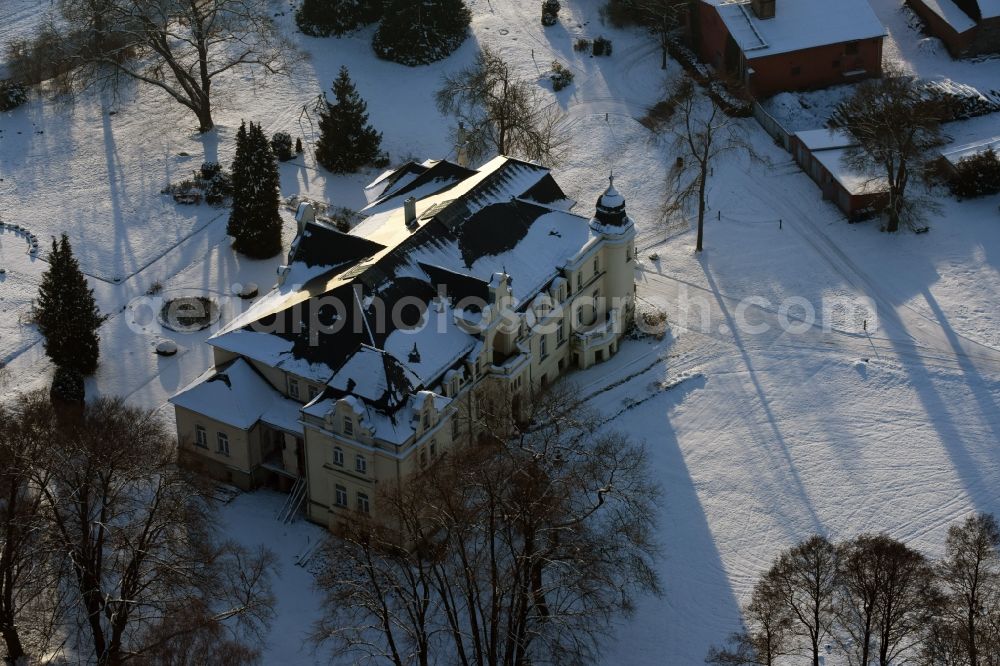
[170,156,637,530]
[695,0,886,97]
[907,0,1000,57]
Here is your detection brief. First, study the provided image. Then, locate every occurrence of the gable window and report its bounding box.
[576,272,583,289]
[308,385,319,401]
[335,484,348,507]
[355,454,367,474]
[288,378,300,399]
[333,446,344,466]
[593,257,599,274]
[343,416,354,437]
[422,412,430,430]
[357,492,370,514]
[216,432,230,456]
[195,425,208,448]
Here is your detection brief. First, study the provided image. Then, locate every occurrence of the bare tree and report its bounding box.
[770,536,838,666]
[834,533,937,666]
[933,513,1000,666]
[707,572,792,666]
[315,383,661,666]
[0,393,65,663]
[437,46,569,165]
[663,78,756,252]
[35,397,276,665]
[57,0,293,131]
[628,0,689,70]
[841,67,945,232]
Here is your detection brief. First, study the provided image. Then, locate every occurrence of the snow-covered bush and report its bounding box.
[0,79,28,111]
[541,0,560,26]
[295,0,382,37]
[373,0,470,66]
[550,61,574,91]
[949,148,1000,199]
[271,131,294,161]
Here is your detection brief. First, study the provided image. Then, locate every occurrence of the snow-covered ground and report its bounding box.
[2,0,1000,663]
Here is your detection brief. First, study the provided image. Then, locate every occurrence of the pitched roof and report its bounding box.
[705,0,886,58]
[169,358,300,430]
[208,156,600,424]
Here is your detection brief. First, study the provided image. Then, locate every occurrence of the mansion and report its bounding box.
[170,156,637,529]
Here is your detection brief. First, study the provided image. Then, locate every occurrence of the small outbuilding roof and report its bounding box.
[706,0,886,58]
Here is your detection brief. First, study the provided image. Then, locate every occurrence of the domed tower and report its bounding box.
[590,173,636,324]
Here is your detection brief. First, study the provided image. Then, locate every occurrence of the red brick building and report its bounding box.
[906,0,1000,57]
[696,0,886,97]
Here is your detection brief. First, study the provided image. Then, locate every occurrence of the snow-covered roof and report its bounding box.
[915,0,977,31]
[812,147,888,196]
[941,135,1000,166]
[981,0,1000,19]
[706,0,886,58]
[795,128,856,151]
[169,358,301,431]
[208,156,599,429]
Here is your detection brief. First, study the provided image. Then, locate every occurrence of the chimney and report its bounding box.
[751,0,775,19]
[404,197,418,228]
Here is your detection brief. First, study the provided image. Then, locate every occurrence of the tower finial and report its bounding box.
[609,169,614,187]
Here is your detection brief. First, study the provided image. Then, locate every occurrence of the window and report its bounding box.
[422,412,430,430]
[288,378,300,399]
[845,41,859,55]
[356,492,370,514]
[430,439,437,457]
[452,417,459,439]
[557,320,566,346]
[216,432,229,456]
[333,446,344,466]
[540,334,548,358]
[420,448,428,469]
[355,454,367,474]
[195,425,208,448]
[335,484,348,507]
[626,244,632,261]
[576,272,582,289]
[343,416,354,437]
[593,257,599,274]
[791,65,801,76]
[308,385,319,400]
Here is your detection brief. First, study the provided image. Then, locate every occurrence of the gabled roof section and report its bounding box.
[169,358,298,430]
[706,0,886,58]
[327,345,419,413]
[362,159,478,215]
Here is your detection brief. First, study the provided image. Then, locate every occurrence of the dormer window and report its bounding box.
[308,385,319,401]
[343,416,354,436]
[288,378,300,399]
[422,412,431,430]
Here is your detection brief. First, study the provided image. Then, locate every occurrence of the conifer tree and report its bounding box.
[228,121,283,258]
[295,0,381,37]
[373,0,471,65]
[35,234,106,375]
[315,67,384,173]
